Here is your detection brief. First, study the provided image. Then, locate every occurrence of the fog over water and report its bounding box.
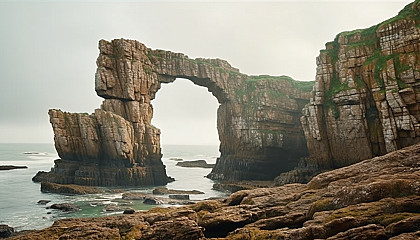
[0,0,412,144]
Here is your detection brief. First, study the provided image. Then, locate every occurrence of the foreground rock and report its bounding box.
[152,187,204,195]
[10,142,420,240]
[176,160,215,168]
[40,182,102,195]
[213,181,274,193]
[0,165,27,171]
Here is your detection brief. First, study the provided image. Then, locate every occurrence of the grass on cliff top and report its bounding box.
[246,75,314,92]
[321,0,420,93]
[336,0,419,43]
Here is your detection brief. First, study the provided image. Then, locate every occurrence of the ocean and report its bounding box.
[0,143,226,231]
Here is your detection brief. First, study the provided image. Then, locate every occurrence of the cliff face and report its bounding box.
[35,39,313,186]
[301,0,420,169]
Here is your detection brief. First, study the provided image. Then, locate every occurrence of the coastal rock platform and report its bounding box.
[10,142,420,239]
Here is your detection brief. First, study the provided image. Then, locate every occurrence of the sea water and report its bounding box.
[0,143,226,231]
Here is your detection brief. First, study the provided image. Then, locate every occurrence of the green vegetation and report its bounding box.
[143,65,153,75]
[317,0,420,118]
[245,75,314,92]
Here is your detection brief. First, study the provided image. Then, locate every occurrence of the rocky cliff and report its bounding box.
[300,0,420,171]
[34,38,313,186]
[12,142,420,239]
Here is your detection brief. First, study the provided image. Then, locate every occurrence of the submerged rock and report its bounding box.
[0,165,27,171]
[37,200,51,205]
[152,187,204,195]
[102,205,134,213]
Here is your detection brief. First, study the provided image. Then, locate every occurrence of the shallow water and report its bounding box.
[0,143,226,230]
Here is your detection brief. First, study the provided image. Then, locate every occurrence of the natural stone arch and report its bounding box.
[34,39,314,186]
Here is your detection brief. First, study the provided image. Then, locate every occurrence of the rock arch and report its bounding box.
[34,39,313,186]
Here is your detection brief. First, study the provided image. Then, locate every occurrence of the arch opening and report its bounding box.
[151,78,223,199]
[152,78,220,146]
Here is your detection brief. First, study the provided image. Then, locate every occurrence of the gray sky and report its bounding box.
[0,0,413,145]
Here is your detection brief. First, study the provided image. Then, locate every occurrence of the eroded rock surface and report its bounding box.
[300,0,420,173]
[11,142,420,240]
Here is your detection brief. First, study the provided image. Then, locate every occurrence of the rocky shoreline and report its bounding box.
[6,143,420,239]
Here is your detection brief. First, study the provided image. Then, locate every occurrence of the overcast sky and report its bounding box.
[0,0,413,145]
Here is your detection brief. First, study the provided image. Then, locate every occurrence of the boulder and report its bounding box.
[123,209,135,214]
[143,198,163,205]
[47,203,79,212]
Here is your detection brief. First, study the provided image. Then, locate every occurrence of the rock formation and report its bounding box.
[297,0,420,175]
[10,142,420,239]
[35,37,313,186]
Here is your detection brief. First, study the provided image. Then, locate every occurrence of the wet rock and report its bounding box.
[122,192,147,200]
[169,194,190,200]
[47,203,79,212]
[37,200,51,205]
[0,224,14,238]
[152,187,204,195]
[213,181,273,193]
[102,205,134,213]
[143,197,162,205]
[176,160,215,168]
[123,209,135,214]
[40,182,102,195]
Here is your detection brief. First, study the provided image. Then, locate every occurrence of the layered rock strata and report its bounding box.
[11,141,420,239]
[36,38,313,186]
[301,0,420,170]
